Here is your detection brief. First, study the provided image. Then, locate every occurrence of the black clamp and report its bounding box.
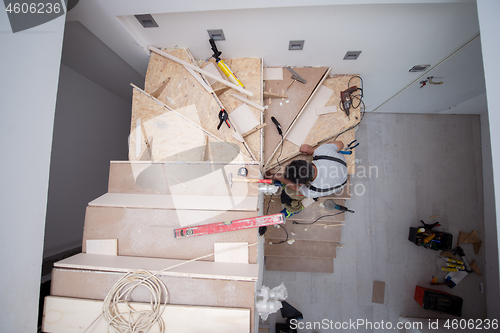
[217,109,230,130]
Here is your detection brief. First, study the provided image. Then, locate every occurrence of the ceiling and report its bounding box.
[64,0,483,113]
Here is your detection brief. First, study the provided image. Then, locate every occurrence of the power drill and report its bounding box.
[340,86,359,118]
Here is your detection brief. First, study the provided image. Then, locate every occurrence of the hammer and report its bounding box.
[228,172,273,188]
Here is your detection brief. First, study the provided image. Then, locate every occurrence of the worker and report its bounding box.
[267,141,348,217]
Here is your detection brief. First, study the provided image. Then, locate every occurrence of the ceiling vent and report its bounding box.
[289,40,304,51]
[409,64,430,72]
[208,29,225,41]
[344,51,362,60]
[135,14,159,28]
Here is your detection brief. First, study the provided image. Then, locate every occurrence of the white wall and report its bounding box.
[477,0,500,320]
[43,64,132,258]
[0,11,65,333]
[67,1,480,113]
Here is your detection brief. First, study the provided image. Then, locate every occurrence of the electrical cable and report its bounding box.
[269,224,289,244]
[292,211,344,225]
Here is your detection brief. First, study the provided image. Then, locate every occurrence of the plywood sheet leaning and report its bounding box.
[129,90,207,162]
[54,253,259,282]
[201,58,264,162]
[136,48,254,163]
[263,67,330,166]
[265,75,361,171]
[43,296,250,333]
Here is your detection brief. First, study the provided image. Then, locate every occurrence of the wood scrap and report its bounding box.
[230,93,265,111]
[85,239,117,256]
[372,281,385,304]
[263,91,287,99]
[469,259,482,276]
[463,230,480,244]
[458,231,470,245]
[474,241,483,255]
[242,123,266,137]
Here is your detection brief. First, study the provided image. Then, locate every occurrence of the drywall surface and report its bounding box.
[376,35,485,113]
[43,65,131,258]
[0,11,65,333]
[438,92,487,115]
[61,21,144,102]
[477,0,500,320]
[67,1,480,114]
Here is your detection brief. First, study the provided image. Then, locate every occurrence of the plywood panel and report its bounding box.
[265,256,333,273]
[265,75,361,172]
[205,58,264,162]
[140,48,256,162]
[51,268,255,311]
[54,253,259,281]
[107,161,260,197]
[88,193,258,212]
[42,296,250,333]
[82,206,259,262]
[286,85,334,146]
[263,67,329,165]
[265,240,337,258]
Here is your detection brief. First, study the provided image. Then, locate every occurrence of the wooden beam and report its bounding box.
[230,93,265,111]
[149,46,253,97]
[243,123,266,137]
[263,91,288,99]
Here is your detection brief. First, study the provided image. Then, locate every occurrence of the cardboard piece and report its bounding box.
[372,281,385,304]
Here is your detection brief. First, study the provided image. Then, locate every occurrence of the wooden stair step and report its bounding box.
[264,240,337,258]
[107,161,260,197]
[265,223,341,242]
[51,268,255,312]
[265,195,346,223]
[265,256,334,273]
[83,206,259,263]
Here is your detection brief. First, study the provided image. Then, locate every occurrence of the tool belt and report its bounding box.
[306,155,347,193]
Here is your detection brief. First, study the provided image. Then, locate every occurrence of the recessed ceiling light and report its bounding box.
[289,40,304,51]
[344,51,362,60]
[409,64,430,72]
[135,14,159,28]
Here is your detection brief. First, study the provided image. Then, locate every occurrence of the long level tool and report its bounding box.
[174,213,285,238]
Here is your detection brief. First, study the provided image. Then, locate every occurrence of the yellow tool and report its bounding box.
[209,38,244,88]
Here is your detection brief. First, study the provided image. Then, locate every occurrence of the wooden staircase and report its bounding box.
[45,161,260,332]
[264,177,351,273]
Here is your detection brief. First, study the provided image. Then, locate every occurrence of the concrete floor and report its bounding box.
[261,113,486,332]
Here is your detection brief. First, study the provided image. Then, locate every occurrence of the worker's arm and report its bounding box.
[266,172,300,192]
[300,140,344,155]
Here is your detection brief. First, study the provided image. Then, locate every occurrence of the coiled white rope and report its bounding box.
[83,241,259,333]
